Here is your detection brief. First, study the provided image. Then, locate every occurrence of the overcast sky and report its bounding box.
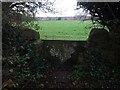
[36,0,91,17]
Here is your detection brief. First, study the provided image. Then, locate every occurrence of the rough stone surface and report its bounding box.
[18,28,40,41]
[45,41,77,62]
[88,28,109,48]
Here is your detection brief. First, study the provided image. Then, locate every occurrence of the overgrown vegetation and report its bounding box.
[11,21,41,31]
[77,3,120,88]
[2,1,55,89]
[2,23,52,89]
[72,65,88,81]
[71,47,120,88]
[2,1,120,89]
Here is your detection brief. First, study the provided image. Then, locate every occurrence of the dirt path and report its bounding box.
[46,63,75,88]
[42,40,87,88]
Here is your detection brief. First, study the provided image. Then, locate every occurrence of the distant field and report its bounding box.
[34,20,93,40]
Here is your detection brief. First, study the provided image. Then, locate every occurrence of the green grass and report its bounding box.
[34,20,93,40]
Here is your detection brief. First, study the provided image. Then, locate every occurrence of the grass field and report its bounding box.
[34,20,93,40]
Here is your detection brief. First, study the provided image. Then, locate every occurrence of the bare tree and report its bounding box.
[2,1,56,25]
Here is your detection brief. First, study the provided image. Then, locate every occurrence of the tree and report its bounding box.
[77,2,120,31]
[2,1,56,25]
